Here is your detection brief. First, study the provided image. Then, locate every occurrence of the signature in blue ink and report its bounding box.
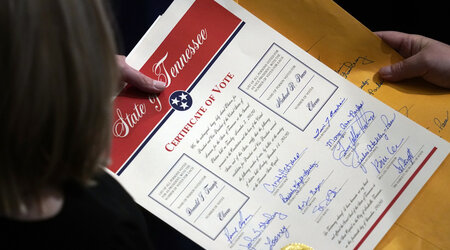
[239,211,288,250]
[297,179,325,211]
[393,148,414,174]
[332,112,396,174]
[264,225,289,250]
[371,155,389,174]
[313,187,341,213]
[387,138,404,155]
[331,105,377,173]
[279,162,319,203]
[326,101,368,147]
[239,228,263,250]
[314,98,347,139]
[336,56,375,79]
[263,149,306,193]
[348,102,365,118]
[224,211,253,244]
[371,137,404,174]
[381,113,396,131]
[276,82,296,108]
[434,110,448,132]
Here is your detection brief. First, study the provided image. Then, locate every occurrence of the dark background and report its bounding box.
[334,1,449,44]
[111,1,448,56]
[111,0,174,55]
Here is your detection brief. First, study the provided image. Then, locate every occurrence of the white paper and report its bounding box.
[109,1,450,249]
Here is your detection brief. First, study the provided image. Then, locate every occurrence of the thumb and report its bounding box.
[378,54,427,82]
[122,63,166,93]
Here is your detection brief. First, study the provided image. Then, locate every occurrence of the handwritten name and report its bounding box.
[325,101,367,147]
[264,225,289,250]
[434,110,448,132]
[336,56,374,79]
[393,148,414,174]
[371,138,404,174]
[224,211,253,243]
[313,187,341,213]
[331,104,380,173]
[279,162,319,203]
[314,97,347,139]
[239,211,288,250]
[263,149,306,193]
[297,179,325,211]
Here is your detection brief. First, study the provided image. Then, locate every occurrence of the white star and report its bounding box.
[180,102,189,109]
[179,92,188,101]
[171,97,180,105]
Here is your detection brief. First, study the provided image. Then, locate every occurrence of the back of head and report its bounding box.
[0,0,118,215]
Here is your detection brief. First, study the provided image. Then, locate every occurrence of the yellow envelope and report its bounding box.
[235,0,450,248]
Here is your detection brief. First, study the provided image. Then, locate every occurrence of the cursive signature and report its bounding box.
[393,148,414,174]
[263,149,306,193]
[434,110,448,132]
[371,138,404,174]
[314,98,347,139]
[332,112,396,174]
[313,187,341,213]
[336,56,375,79]
[331,105,377,173]
[297,179,325,211]
[264,225,289,250]
[279,162,319,203]
[239,211,288,250]
[223,210,253,244]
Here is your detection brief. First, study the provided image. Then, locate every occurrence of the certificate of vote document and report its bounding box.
[107,0,450,249]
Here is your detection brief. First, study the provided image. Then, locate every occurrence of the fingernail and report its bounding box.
[153,80,166,90]
[379,66,392,78]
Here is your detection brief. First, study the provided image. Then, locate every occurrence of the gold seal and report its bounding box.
[281,243,314,250]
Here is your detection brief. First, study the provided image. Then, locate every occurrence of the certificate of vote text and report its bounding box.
[107,1,450,249]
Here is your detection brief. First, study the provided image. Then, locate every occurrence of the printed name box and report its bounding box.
[239,43,338,131]
[149,154,249,240]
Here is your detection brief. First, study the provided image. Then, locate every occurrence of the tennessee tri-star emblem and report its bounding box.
[169,90,193,111]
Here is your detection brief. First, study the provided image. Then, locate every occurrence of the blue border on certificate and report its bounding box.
[238,43,338,132]
[148,154,249,240]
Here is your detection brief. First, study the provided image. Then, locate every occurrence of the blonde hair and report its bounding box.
[0,0,118,215]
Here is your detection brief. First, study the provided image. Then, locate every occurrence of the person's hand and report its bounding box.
[376,31,450,88]
[116,55,166,93]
